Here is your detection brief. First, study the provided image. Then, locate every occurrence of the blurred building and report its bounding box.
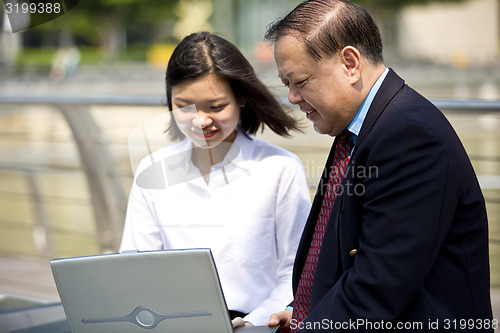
[1,0,498,68]
[398,0,498,67]
[210,0,499,67]
[211,0,302,55]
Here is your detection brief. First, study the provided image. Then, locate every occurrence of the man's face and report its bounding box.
[275,36,359,137]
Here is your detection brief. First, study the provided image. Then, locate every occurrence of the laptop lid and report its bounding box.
[51,248,246,333]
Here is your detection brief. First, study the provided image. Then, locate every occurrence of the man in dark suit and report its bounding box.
[264,0,494,332]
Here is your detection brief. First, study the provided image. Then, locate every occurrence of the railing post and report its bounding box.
[59,105,127,253]
[25,169,53,257]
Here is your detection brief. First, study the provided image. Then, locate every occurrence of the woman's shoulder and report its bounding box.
[134,139,191,175]
[239,133,302,166]
[253,137,296,157]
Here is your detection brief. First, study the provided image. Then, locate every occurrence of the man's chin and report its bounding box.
[312,124,330,136]
[312,123,342,137]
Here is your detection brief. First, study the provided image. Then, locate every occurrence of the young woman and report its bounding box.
[120,32,311,327]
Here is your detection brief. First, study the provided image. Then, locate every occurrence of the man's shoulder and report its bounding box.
[370,77,446,131]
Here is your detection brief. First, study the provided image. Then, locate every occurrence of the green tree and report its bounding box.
[37,0,179,60]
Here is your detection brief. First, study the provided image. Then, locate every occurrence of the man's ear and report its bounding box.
[340,46,361,84]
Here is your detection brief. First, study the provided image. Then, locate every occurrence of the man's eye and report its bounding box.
[295,79,307,87]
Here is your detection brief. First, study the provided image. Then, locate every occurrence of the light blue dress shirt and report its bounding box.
[347,68,389,148]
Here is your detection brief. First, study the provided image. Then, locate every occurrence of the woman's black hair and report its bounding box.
[165,32,300,141]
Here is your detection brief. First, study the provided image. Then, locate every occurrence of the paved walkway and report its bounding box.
[0,254,499,332]
[0,255,60,304]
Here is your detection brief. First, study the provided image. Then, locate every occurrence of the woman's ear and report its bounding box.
[340,46,361,84]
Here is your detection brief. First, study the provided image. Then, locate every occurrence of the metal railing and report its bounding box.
[0,93,499,258]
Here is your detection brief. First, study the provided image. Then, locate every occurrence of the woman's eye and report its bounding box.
[175,105,192,112]
[211,104,227,110]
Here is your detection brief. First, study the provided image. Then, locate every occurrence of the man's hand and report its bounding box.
[268,309,292,332]
[232,317,254,328]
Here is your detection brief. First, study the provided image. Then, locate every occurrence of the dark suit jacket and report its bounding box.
[293,69,493,332]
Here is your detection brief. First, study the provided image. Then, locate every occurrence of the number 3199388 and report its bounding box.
[5,1,61,14]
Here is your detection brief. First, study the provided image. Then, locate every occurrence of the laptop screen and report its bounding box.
[51,249,234,333]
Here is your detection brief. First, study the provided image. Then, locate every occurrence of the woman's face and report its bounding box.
[171,74,241,149]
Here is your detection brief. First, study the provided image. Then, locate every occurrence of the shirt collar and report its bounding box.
[210,129,255,171]
[347,68,389,145]
[167,128,254,170]
[135,129,255,189]
[165,129,255,185]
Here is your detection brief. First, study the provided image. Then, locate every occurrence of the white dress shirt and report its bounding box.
[120,130,311,325]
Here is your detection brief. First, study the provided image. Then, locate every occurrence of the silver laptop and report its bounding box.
[50,248,279,333]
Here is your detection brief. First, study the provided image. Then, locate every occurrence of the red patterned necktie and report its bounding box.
[291,130,351,331]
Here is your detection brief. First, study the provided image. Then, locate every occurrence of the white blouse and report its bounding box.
[120,130,311,325]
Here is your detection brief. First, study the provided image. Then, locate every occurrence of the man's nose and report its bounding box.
[288,86,303,105]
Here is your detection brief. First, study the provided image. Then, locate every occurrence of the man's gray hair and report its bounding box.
[265,0,383,64]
